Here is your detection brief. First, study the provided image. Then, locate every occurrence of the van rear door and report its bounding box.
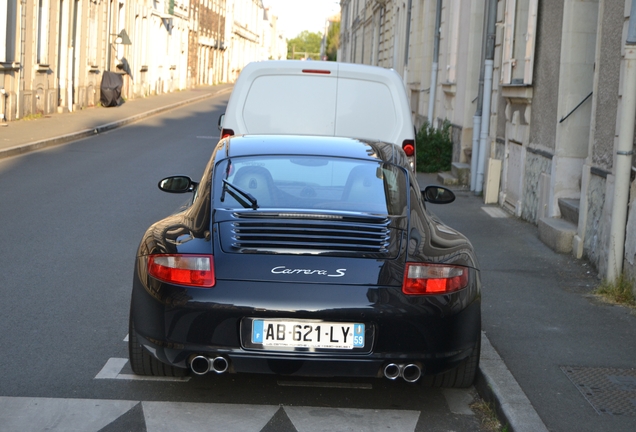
[335,63,411,145]
[241,66,339,136]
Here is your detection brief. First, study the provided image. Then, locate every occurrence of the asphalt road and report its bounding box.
[0,94,485,431]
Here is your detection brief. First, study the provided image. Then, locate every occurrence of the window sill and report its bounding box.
[0,62,20,71]
[441,82,456,95]
[501,84,533,104]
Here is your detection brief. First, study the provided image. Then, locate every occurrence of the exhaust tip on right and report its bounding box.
[402,364,421,383]
[211,356,229,374]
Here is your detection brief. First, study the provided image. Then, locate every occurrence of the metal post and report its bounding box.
[475,0,497,195]
[471,0,490,191]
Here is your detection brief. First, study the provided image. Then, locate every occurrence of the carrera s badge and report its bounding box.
[271,266,346,277]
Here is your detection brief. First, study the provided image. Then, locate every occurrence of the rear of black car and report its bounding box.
[129,136,480,386]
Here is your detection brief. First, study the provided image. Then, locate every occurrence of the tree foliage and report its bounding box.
[326,21,340,61]
[287,31,323,60]
[416,121,453,173]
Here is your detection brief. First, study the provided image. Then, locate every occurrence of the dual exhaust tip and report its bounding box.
[383,363,422,383]
[191,356,420,382]
[190,355,229,375]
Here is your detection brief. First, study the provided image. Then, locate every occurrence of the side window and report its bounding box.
[37,0,50,65]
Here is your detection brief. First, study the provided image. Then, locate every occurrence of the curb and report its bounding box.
[476,333,549,432]
[0,86,233,160]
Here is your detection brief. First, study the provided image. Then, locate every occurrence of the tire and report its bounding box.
[128,316,189,377]
[424,339,481,388]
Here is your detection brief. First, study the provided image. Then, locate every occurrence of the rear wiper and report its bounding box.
[221,180,259,210]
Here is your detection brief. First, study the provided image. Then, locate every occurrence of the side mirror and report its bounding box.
[218,113,225,131]
[158,176,198,193]
[422,185,455,204]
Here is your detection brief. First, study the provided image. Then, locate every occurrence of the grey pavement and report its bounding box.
[419,172,636,432]
[1,88,634,431]
[0,84,234,159]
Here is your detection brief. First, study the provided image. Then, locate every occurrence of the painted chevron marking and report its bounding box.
[95,357,190,382]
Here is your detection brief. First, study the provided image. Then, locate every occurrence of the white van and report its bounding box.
[219,61,416,169]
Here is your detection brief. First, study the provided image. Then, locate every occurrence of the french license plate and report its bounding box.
[252,319,365,349]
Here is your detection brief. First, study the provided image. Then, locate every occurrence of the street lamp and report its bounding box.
[113,29,132,45]
[107,29,132,71]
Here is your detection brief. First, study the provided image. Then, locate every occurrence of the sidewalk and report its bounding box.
[419,172,636,432]
[0,84,233,159]
[2,88,635,431]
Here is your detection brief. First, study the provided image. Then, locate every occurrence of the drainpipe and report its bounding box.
[471,0,490,191]
[0,89,6,122]
[607,0,636,282]
[427,0,442,124]
[17,0,26,119]
[475,0,497,195]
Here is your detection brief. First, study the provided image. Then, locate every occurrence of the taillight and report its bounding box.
[220,128,234,139]
[148,254,215,287]
[402,263,468,295]
[402,140,415,157]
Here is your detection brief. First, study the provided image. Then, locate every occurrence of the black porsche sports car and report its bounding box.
[129,135,481,387]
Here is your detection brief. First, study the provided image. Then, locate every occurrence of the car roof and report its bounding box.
[216,135,401,164]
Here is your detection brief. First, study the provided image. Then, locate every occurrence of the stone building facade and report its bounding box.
[0,0,285,122]
[340,0,636,287]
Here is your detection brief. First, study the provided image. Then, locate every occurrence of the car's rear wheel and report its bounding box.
[423,338,480,388]
[128,316,189,377]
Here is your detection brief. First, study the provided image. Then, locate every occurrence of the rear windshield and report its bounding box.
[214,156,407,216]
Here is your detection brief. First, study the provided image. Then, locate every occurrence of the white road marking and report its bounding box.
[0,396,138,432]
[0,397,428,432]
[482,206,510,218]
[95,357,190,382]
[143,402,279,432]
[285,406,421,432]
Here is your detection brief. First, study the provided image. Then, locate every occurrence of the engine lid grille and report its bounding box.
[219,212,400,257]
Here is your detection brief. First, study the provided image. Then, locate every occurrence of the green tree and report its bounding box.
[287,31,323,60]
[326,21,340,61]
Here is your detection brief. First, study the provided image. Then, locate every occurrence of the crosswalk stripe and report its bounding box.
[95,357,190,382]
[0,396,138,432]
[143,402,280,432]
[285,406,420,432]
[0,397,425,432]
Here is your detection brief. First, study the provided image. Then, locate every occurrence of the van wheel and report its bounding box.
[424,339,480,388]
[128,317,188,377]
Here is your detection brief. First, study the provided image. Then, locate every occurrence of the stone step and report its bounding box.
[437,171,459,186]
[558,198,580,225]
[538,217,577,254]
[451,162,471,186]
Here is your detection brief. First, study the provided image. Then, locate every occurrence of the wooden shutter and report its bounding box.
[501,0,516,84]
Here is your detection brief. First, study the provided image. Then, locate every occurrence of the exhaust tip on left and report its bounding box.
[383,363,401,380]
[190,355,211,375]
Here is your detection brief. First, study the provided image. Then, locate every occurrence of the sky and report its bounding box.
[262,0,341,40]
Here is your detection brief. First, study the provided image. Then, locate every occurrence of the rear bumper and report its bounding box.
[131,272,481,378]
[134,334,476,378]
